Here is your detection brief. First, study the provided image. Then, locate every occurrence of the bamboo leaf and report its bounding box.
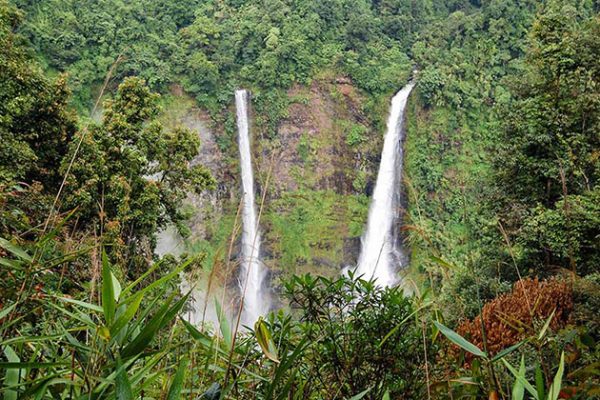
[536,363,546,400]
[512,355,526,400]
[538,309,556,341]
[215,299,232,350]
[110,291,144,338]
[547,352,565,400]
[0,238,32,263]
[0,303,17,321]
[491,339,527,362]
[434,321,487,358]
[3,345,20,400]
[166,358,188,400]
[102,251,116,324]
[111,272,122,302]
[115,359,133,400]
[254,317,279,363]
[502,358,539,400]
[57,297,103,313]
[121,293,176,359]
[348,387,372,400]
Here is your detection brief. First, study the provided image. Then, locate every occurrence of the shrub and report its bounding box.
[454,278,573,361]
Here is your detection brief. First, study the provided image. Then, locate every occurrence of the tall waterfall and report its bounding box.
[235,89,270,325]
[355,82,415,287]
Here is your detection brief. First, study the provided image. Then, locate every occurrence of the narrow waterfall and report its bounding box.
[355,82,415,287]
[235,89,270,325]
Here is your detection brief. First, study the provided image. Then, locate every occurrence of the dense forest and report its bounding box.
[1,0,599,399]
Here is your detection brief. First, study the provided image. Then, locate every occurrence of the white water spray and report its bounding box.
[235,89,270,325]
[355,82,415,287]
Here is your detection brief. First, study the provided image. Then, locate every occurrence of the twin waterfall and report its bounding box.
[355,82,415,286]
[234,83,413,324]
[235,90,270,326]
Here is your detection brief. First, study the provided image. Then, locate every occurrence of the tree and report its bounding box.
[61,78,215,271]
[0,1,77,187]
[495,3,600,275]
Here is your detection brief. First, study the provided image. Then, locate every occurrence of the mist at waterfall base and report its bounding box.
[353,82,415,287]
[235,89,271,326]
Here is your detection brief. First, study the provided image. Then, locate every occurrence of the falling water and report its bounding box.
[235,89,270,325]
[355,82,415,287]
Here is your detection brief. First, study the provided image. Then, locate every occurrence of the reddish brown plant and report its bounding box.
[453,278,573,363]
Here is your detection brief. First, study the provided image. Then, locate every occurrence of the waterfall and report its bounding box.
[235,89,270,325]
[355,82,415,287]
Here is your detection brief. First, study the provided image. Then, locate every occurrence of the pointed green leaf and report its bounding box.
[348,387,372,400]
[491,339,527,362]
[111,292,144,338]
[535,363,546,400]
[538,309,556,341]
[512,355,526,400]
[3,345,21,400]
[254,317,279,363]
[502,358,539,400]
[547,352,565,400]
[166,358,188,400]
[111,272,122,302]
[102,251,116,324]
[434,321,487,358]
[115,359,133,400]
[215,299,232,350]
[0,238,32,263]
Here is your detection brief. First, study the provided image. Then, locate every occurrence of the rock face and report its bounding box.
[161,79,386,287]
[254,78,384,277]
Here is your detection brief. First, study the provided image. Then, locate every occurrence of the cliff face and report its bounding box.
[255,78,384,277]
[160,78,386,281]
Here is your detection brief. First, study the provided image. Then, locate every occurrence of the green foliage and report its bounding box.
[495,5,600,276]
[0,238,191,399]
[265,190,368,271]
[282,273,425,399]
[60,77,215,271]
[0,1,77,187]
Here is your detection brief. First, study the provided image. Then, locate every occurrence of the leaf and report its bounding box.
[254,317,279,363]
[57,297,103,313]
[502,358,539,400]
[181,317,203,341]
[348,387,372,400]
[491,339,527,362]
[120,293,176,359]
[115,359,134,400]
[535,363,545,400]
[166,358,188,400]
[215,299,232,350]
[512,355,526,400]
[3,345,21,400]
[434,321,487,358]
[547,352,565,400]
[121,292,189,359]
[0,238,33,263]
[382,390,390,400]
[102,250,116,324]
[0,303,17,321]
[110,291,144,338]
[538,309,556,341]
[111,272,122,302]
[430,256,458,270]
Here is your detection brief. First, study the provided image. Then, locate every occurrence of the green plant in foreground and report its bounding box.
[0,240,191,399]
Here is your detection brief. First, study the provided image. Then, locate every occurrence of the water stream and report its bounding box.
[355,82,415,286]
[235,89,270,325]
